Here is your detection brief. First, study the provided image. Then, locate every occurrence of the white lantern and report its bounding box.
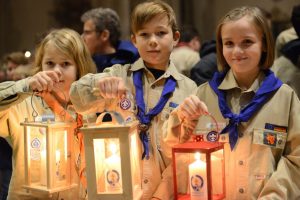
[21,118,76,196]
[80,112,142,200]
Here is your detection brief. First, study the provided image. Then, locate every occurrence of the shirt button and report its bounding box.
[144,179,148,184]
[239,188,244,193]
[238,132,244,137]
[151,85,155,89]
[238,160,244,165]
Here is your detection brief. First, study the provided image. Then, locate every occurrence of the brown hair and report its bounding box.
[131,0,178,35]
[216,6,274,71]
[33,28,96,79]
[4,52,29,66]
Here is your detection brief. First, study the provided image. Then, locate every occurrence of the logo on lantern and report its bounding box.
[30,138,42,161]
[31,138,41,148]
[206,131,219,142]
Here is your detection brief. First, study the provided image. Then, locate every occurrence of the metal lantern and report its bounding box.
[172,114,225,200]
[21,118,76,196]
[80,112,142,200]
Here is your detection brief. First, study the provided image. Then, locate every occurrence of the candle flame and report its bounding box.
[194,152,200,160]
[109,142,118,155]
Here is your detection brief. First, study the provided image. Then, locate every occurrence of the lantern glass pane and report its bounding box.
[28,126,47,186]
[174,148,225,199]
[53,129,68,186]
[211,149,224,196]
[93,138,123,194]
[129,130,142,196]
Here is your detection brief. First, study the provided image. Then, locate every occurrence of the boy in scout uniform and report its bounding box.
[167,6,300,200]
[69,1,197,199]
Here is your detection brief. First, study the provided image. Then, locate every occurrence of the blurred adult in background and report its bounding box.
[0,137,12,200]
[170,25,200,77]
[11,64,33,81]
[272,4,300,97]
[3,52,30,81]
[0,65,6,83]
[0,51,31,200]
[274,6,299,58]
[81,7,139,72]
[190,40,217,85]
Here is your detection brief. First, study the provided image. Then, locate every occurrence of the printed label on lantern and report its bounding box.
[30,138,41,161]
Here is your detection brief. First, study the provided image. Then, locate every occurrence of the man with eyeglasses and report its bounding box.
[81,7,139,72]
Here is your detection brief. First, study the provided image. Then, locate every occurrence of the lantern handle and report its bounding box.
[189,113,220,142]
[95,111,125,125]
[31,84,68,121]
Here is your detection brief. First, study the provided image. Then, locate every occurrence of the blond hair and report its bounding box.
[34,28,96,79]
[131,0,178,35]
[216,6,274,71]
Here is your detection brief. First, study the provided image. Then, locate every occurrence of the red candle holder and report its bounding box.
[172,114,225,200]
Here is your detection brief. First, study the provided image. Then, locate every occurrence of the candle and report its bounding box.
[189,153,207,200]
[40,150,47,186]
[105,142,122,193]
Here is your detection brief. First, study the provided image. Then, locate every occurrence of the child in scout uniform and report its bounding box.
[69,1,197,199]
[167,6,300,199]
[0,28,96,200]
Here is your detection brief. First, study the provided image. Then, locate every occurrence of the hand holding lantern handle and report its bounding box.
[178,95,220,140]
[178,94,209,121]
[93,76,127,99]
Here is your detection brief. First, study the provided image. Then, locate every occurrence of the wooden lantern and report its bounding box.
[80,112,142,200]
[21,118,76,196]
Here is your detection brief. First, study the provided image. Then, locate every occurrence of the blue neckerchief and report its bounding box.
[133,69,176,159]
[209,70,282,150]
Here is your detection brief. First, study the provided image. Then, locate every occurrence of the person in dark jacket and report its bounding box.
[272,4,300,97]
[191,40,218,85]
[0,137,12,200]
[81,7,139,72]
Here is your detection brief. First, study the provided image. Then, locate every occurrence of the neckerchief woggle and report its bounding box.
[209,69,282,150]
[133,69,176,159]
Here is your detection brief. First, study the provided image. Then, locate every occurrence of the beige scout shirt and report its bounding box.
[0,78,85,200]
[69,58,197,200]
[272,56,300,98]
[275,27,297,58]
[166,70,300,200]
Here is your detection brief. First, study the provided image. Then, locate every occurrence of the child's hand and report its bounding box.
[178,95,209,121]
[97,77,126,99]
[28,71,61,92]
